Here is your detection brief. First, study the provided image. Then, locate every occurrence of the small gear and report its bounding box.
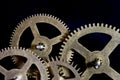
[0,47,50,80]
[60,23,120,80]
[10,13,69,59]
[47,57,81,80]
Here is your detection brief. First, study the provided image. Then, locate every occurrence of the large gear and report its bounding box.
[0,47,50,80]
[47,57,81,80]
[60,23,120,80]
[10,13,69,59]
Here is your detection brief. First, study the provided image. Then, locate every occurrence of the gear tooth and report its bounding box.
[61,44,65,48]
[63,41,66,45]
[77,28,80,31]
[70,32,74,36]
[60,48,63,51]
[19,47,23,50]
[113,27,116,30]
[81,26,84,30]
[42,13,46,16]
[67,50,74,63]
[93,23,96,27]
[7,47,10,50]
[70,62,74,66]
[10,46,12,50]
[1,49,4,52]
[65,37,69,41]
[12,47,15,50]
[117,28,120,33]
[88,24,92,27]
[26,48,29,51]
[84,25,88,28]
[97,23,100,27]
[73,29,77,34]
[53,15,57,20]
[50,57,55,61]
[77,67,81,72]
[55,56,59,61]
[36,13,39,16]
[108,25,112,29]
[105,24,108,28]
[48,14,52,18]
[101,23,104,27]
[22,47,25,50]
[66,26,70,31]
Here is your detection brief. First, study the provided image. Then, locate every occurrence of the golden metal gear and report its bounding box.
[0,47,50,80]
[60,23,120,80]
[10,13,69,59]
[47,57,81,80]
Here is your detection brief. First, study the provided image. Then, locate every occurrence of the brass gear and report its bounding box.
[0,47,50,80]
[60,23,120,80]
[47,57,81,80]
[10,13,69,59]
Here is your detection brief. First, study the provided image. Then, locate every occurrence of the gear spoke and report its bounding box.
[30,24,40,38]
[104,67,120,80]
[81,69,93,80]
[20,59,32,73]
[71,41,90,58]
[101,38,119,56]
[50,35,62,45]
[0,66,8,75]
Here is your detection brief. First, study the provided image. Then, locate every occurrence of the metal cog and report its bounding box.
[60,23,120,80]
[0,47,50,80]
[48,57,81,80]
[10,13,69,59]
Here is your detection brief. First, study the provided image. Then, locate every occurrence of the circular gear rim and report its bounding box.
[59,23,120,80]
[0,47,50,80]
[10,13,69,59]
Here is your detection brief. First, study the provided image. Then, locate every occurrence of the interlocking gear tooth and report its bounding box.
[48,57,81,80]
[0,47,50,80]
[66,50,74,63]
[10,13,69,61]
[59,23,120,80]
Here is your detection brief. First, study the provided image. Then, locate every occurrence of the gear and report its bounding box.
[60,23,120,80]
[47,57,81,80]
[0,47,50,80]
[10,13,69,59]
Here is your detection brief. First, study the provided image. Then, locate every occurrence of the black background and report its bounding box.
[2,0,120,49]
[0,0,119,79]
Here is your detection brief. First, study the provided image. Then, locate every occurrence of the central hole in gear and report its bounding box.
[35,43,45,51]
